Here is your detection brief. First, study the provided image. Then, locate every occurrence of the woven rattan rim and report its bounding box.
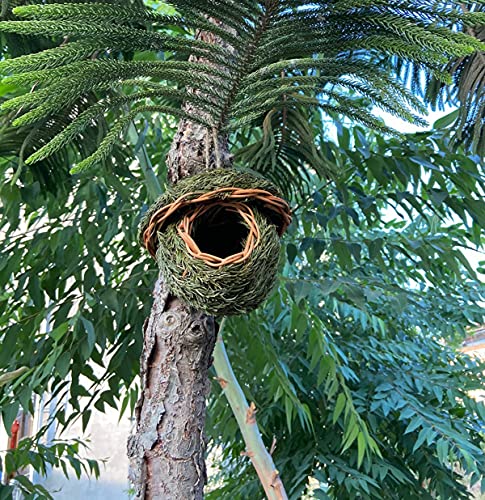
[177,201,260,268]
[143,187,291,259]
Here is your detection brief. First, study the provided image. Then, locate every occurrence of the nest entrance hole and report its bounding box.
[190,205,249,259]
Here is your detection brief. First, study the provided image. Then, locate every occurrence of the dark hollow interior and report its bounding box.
[191,206,249,258]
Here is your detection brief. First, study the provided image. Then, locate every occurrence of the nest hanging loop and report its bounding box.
[139,169,292,316]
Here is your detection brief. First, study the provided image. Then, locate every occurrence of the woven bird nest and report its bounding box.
[140,169,291,315]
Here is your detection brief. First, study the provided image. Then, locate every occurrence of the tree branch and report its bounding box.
[213,318,288,500]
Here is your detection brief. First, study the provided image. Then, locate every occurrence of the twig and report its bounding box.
[269,436,277,455]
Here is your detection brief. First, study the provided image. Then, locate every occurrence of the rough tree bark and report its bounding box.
[127,26,231,500]
[127,22,287,499]
[127,114,224,499]
[127,280,216,499]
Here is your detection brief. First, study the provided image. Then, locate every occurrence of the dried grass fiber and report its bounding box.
[139,169,291,315]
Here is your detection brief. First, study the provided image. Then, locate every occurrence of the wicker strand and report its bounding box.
[177,201,260,268]
[143,187,291,259]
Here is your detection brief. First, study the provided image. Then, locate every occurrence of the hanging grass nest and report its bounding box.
[140,169,291,315]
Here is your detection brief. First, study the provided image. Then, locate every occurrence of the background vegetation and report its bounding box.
[0,1,484,498]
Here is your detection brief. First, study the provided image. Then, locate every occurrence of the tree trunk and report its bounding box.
[127,23,284,499]
[127,279,216,499]
[127,27,229,498]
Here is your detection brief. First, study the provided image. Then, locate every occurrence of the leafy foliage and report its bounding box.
[2,106,484,497]
[0,1,484,498]
[0,113,160,497]
[209,293,485,499]
[207,122,485,499]
[0,0,483,174]
[1,437,100,499]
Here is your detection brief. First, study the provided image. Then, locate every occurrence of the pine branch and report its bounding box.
[1,0,484,173]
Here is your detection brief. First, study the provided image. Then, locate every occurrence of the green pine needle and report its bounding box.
[1,0,483,172]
